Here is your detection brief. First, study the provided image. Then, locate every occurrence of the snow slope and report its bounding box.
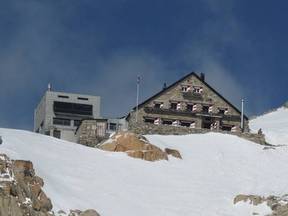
[2,128,288,216]
[250,107,288,145]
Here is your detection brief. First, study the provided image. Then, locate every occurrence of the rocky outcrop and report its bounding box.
[234,194,288,216]
[98,132,182,162]
[0,154,53,216]
[0,153,101,216]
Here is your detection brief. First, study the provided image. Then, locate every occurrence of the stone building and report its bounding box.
[127,72,249,134]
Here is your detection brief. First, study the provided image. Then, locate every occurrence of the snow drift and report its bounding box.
[250,107,288,145]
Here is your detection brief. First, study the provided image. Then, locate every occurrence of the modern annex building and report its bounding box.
[34,88,101,142]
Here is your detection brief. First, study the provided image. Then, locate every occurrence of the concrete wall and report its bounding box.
[34,90,101,142]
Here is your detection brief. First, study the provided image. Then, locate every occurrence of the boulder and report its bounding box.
[165,148,182,159]
[99,132,171,161]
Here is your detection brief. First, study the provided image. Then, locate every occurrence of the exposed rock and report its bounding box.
[98,132,175,161]
[0,153,100,216]
[234,194,288,216]
[68,209,101,216]
[234,194,264,205]
[80,209,101,216]
[164,148,182,159]
[0,153,53,216]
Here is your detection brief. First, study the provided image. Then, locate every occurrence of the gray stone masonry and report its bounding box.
[128,73,249,133]
[129,122,267,145]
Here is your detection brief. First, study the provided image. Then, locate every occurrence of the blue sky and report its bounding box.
[0,0,287,130]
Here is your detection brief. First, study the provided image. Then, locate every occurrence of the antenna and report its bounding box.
[241,99,244,132]
[136,76,141,123]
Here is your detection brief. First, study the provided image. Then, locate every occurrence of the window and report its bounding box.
[218,108,228,115]
[186,104,193,112]
[154,102,163,109]
[181,85,190,92]
[78,97,89,101]
[53,118,71,126]
[53,101,93,116]
[109,123,117,131]
[144,117,155,124]
[202,106,209,113]
[53,130,61,139]
[192,86,203,94]
[162,119,173,125]
[170,103,177,110]
[180,121,191,127]
[74,120,81,127]
[58,95,69,99]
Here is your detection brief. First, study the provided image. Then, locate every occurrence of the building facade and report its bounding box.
[34,90,101,142]
[127,72,249,134]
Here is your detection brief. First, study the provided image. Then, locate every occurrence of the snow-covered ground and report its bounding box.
[250,107,288,145]
[0,107,286,216]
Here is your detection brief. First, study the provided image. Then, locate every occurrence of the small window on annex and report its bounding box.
[53,130,61,139]
[109,123,117,131]
[74,120,81,127]
[53,118,71,126]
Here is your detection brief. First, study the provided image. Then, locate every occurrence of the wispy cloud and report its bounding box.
[179,0,248,111]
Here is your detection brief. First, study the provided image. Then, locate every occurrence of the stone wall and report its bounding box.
[76,120,108,147]
[129,121,266,145]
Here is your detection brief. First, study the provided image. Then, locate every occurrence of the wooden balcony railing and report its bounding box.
[143,107,241,121]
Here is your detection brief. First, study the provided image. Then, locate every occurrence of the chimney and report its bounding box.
[48,83,52,91]
[163,82,167,90]
[200,73,205,81]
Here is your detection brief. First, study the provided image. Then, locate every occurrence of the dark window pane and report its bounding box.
[186,104,193,111]
[202,106,209,113]
[78,97,89,101]
[170,103,177,110]
[58,95,69,98]
[74,120,81,127]
[53,118,70,126]
[144,117,155,123]
[53,130,61,139]
[162,120,173,125]
[109,123,117,131]
[154,103,161,108]
[53,101,93,116]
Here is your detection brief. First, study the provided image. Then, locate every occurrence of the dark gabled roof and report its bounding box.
[130,71,248,120]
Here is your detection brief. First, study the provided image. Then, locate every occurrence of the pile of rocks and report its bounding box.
[234,194,288,216]
[98,132,182,161]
